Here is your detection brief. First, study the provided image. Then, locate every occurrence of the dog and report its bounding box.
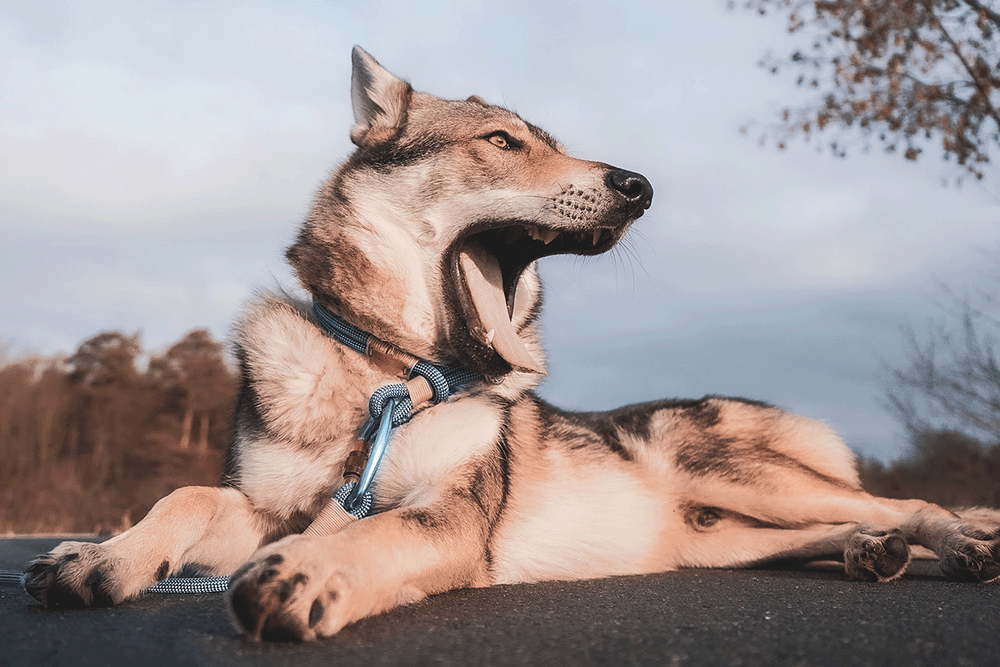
[24,47,1000,641]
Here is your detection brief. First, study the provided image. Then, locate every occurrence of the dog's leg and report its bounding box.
[736,523,913,582]
[228,499,491,641]
[681,487,999,582]
[782,502,1000,583]
[824,496,1000,581]
[875,500,1000,582]
[24,486,269,608]
[676,521,909,581]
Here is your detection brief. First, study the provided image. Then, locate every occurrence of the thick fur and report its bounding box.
[26,48,1000,641]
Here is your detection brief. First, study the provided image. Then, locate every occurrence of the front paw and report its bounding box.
[228,537,349,641]
[23,542,124,609]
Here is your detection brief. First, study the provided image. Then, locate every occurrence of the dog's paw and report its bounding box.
[228,536,351,642]
[844,526,911,582]
[938,526,1000,583]
[23,542,127,609]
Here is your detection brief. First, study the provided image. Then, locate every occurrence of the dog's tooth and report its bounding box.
[485,329,495,344]
[542,230,559,244]
[592,229,602,245]
[471,327,492,347]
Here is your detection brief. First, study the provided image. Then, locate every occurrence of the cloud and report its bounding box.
[0,2,352,232]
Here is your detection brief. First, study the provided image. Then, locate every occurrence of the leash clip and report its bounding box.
[343,397,398,512]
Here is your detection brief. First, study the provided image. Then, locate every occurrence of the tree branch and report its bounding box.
[922,0,1000,134]
[960,0,1000,29]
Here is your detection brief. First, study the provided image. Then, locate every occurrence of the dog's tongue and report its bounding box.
[459,241,546,375]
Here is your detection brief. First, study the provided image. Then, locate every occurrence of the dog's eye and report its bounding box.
[695,507,722,528]
[486,132,515,150]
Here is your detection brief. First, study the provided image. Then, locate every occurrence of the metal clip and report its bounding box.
[344,398,397,512]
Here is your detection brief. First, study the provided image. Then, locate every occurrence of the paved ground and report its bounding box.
[2,537,998,666]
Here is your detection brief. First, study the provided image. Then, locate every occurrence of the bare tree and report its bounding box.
[884,258,1000,442]
[734,0,1000,180]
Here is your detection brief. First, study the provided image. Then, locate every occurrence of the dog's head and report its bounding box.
[288,47,652,380]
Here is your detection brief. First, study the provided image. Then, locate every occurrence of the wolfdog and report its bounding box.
[25,47,1000,641]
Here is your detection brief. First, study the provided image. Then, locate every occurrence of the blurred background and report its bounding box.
[2,1,998,532]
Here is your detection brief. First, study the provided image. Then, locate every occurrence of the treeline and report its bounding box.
[859,429,1000,509]
[0,329,235,534]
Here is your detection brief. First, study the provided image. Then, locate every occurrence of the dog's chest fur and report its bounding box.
[228,296,512,513]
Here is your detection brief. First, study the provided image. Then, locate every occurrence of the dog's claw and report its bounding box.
[939,530,1000,582]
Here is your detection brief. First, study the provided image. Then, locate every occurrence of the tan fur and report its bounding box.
[25,47,1000,641]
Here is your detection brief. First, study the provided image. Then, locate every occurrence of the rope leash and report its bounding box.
[0,569,230,594]
[5,301,480,595]
[1,570,23,586]
[146,576,230,594]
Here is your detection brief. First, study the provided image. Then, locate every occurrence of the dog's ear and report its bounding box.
[466,95,489,106]
[350,46,412,147]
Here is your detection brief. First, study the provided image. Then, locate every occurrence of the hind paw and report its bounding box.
[844,526,911,582]
[23,542,125,609]
[938,526,1000,583]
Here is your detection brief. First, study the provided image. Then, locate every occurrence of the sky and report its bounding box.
[2,1,998,462]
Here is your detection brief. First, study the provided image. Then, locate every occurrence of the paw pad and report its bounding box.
[845,527,911,582]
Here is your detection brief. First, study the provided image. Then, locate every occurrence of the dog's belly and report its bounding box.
[489,452,682,583]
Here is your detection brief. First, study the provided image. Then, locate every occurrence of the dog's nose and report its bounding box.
[607,169,653,210]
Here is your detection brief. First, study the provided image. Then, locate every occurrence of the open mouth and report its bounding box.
[453,221,625,375]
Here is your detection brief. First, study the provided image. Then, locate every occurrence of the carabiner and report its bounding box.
[344,397,397,512]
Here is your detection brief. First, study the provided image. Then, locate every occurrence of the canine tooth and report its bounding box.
[592,229,602,245]
[542,230,559,244]
[486,328,495,344]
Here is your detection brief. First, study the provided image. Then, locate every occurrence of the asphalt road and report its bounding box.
[2,537,998,667]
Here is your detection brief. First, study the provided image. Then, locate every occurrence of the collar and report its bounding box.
[311,299,481,418]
